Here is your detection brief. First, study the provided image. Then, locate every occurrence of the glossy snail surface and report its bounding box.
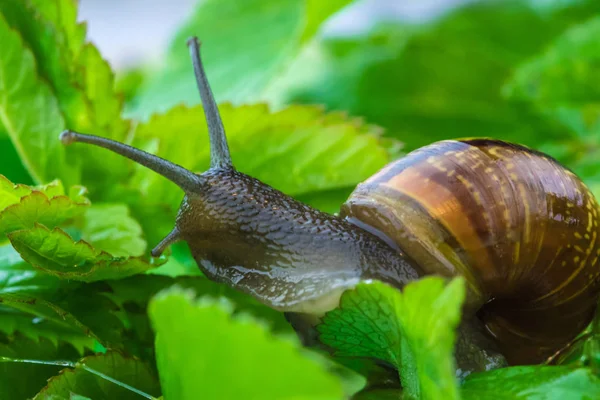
[59,37,600,375]
[342,139,600,365]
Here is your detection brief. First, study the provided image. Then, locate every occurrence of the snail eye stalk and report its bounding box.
[187,36,232,170]
[59,130,201,193]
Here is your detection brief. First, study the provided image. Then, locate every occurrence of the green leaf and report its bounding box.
[0,12,76,185]
[0,176,89,237]
[0,245,94,353]
[26,0,86,55]
[318,277,465,400]
[1,244,143,353]
[3,241,288,360]
[8,225,160,282]
[0,292,102,343]
[107,274,293,334]
[0,243,67,295]
[352,388,404,400]
[130,0,353,117]
[0,333,82,400]
[504,15,600,187]
[84,274,292,363]
[115,67,146,105]
[0,176,86,210]
[109,189,182,257]
[149,286,344,400]
[0,0,131,191]
[0,175,37,210]
[547,301,600,372]
[78,204,146,257]
[0,137,34,185]
[131,104,392,213]
[506,15,600,106]
[0,282,144,358]
[275,0,600,152]
[461,366,600,399]
[34,352,161,400]
[0,310,95,355]
[65,44,133,192]
[550,332,600,372]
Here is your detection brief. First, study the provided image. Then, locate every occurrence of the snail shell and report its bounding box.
[341,138,600,364]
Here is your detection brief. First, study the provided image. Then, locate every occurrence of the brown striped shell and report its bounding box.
[340,139,600,364]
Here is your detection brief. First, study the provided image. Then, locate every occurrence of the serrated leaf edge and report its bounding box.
[7,224,162,281]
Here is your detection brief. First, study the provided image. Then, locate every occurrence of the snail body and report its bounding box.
[60,37,600,374]
[176,167,422,315]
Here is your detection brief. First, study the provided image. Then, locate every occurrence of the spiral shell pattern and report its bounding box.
[341,139,600,363]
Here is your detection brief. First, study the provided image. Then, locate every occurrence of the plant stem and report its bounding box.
[0,357,158,399]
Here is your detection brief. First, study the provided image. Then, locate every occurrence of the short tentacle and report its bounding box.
[151,227,182,257]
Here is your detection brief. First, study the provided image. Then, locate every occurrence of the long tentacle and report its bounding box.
[60,130,202,192]
[187,36,232,169]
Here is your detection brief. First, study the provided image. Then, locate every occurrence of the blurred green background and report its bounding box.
[1,1,600,398]
[88,0,600,198]
[3,0,600,213]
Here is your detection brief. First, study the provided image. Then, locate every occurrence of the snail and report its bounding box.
[59,37,600,375]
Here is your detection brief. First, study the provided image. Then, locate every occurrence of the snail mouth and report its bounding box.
[239,271,362,316]
[196,257,363,315]
[232,265,363,315]
[279,287,350,316]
